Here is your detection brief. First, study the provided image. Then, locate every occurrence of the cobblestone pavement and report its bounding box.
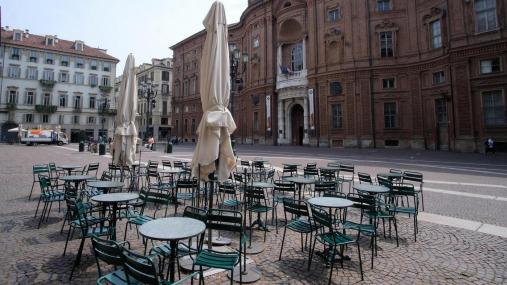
[0,144,506,284]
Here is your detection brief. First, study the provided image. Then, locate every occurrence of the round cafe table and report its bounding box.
[285,176,316,200]
[59,164,82,175]
[91,193,139,241]
[60,175,95,191]
[353,184,389,195]
[139,217,206,283]
[87,181,124,194]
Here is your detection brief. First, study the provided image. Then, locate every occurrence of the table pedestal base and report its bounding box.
[245,241,264,254]
[227,263,262,283]
[178,255,210,272]
[206,235,232,246]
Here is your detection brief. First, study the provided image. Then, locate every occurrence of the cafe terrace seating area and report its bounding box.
[28,157,424,284]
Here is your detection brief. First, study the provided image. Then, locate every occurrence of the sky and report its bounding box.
[1,0,248,75]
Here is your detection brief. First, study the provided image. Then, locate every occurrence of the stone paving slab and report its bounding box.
[0,144,505,284]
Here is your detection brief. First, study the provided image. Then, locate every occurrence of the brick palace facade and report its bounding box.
[171,0,507,152]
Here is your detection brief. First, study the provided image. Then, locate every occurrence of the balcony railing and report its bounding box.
[276,69,308,90]
[99,85,113,93]
[39,79,57,88]
[35,104,57,113]
[98,108,117,116]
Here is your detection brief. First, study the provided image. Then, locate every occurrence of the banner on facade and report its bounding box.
[308,89,315,130]
[266,95,271,131]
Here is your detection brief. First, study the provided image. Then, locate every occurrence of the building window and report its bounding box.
[161,84,170,95]
[89,96,96,109]
[174,82,180,97]
[328,8,340,22]
[377,0,391,12]
[191,118,196,133]
[291,43,304,71]
[74,96,81,109]
[162,71,170,81]
[29,50,38,62]
[435,98,448,125]
[59,115,64,124]
[42,69,54,81]
[433,71,445,84]
[475,0,497,33]
[75,57,84,68]
[162,101,168,115]
[42,114,49,123]
[43,93,51,105]
[59,95,67,107]
[89,74,98,86]
[88,117,95,124]
[75,73,84,85]
[59,71,69,83]
[46,53,54,64]
[90,60,97,70]
[103,62,111,72]
[384,102,397,129]
[8,90,17,104]
[60,55,69,66]
[8,65,21,78]
[253,37,260,48]
[46,37,54,46]
[101,76,110,86]
[483,90,505,127]
[24,114,33,123]
[26,67,37,80]
[380,31,394,57]
[331,104,343,129]
[191,78,196,95]
[430,20,442,49]
[14,31,22,41]
[253,112,259,131]
[480,58,501,74]
[184,80,189,96]
[330,82,343,95]
[73,115,80,124]
[11,47,20,60]
[150,72,154,81]
[382,78,395,89]
[25,91,35,105]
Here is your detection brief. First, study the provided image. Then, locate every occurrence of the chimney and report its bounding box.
[25,29,30,38]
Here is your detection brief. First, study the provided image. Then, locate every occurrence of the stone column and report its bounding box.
[277,44,282,70]
[302,37,307,70]
[278,99,284,144]
[303,97,309,145]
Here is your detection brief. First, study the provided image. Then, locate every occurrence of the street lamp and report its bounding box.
[139,80,158,139]
[229,46,248,145]
[99,97,110,141]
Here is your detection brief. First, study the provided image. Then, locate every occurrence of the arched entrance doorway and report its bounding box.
[291,104,304,145]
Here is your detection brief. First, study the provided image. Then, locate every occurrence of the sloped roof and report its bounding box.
[1,28,119,62]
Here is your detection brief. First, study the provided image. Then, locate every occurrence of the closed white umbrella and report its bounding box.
[191,1,236,182]
[112,54,138,166]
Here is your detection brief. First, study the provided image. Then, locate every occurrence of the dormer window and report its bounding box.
[13,31,22,41]
[46,36,55,46]
[74,41,84,51]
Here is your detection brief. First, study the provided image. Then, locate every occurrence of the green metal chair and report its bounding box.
[69,198,113,280]
[193,209,246,285]
[29,164,50,200]
[35,175,64,228]
[279,199,313,260]
[308,204,364,284]
[358,172,373,184]
[374,176,399,246]
[271,180,296,232]
[175,178,198,214]
[391,183,419,242]
[337,164,355,193]
[122,247,198,285]
[217,182,241,210]
[344,193,377,269]
[403,171,424,210]
[314,180,337,197]
[123,187,155,240]
[281,164,298,180]
[91,235,140,285]
[244,186,273,241]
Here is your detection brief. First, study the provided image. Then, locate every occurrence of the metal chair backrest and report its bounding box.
[91,235,124,273]
[282,165,297,177]
[233,172,245,184]
[100,171,112,181]
[310,204,334,229]
[304,167,319,177]
[265,169,276,182]
[314,181,336,193]
[38,175,52,195]
[48,162,58,178]
[241,160,251,167]
[323,191,346,198]
[283,199,310,219]
[173,160,184,168]
[162,160,172,169]
[339,164,354,174]
[86,163,100,177]
[33,164,49,179]
[218,182,237,195]
[320,168,336,181]
[390,169,403,175]
[403,171,423,183]
[274,180,296,196]
[377,175,393,190]
[122,248,160,285]
[244,186,268,206]
[358,172,373,184]
[306,163,317,170]
[346,193,375,212]
[183,206,208,223]
[206,208,243,234]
